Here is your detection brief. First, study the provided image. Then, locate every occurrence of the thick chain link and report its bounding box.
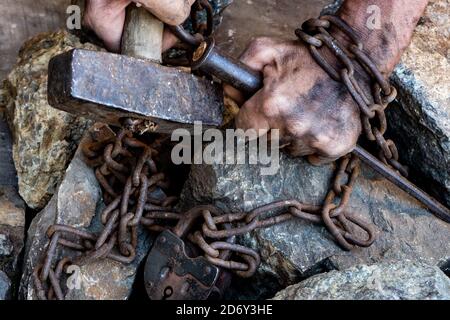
[33,127,376,299]
[296,15,408,177]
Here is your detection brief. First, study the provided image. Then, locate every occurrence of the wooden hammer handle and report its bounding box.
[121,4,164,62]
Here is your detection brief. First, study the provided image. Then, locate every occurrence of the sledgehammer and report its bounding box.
[48,4,228,133]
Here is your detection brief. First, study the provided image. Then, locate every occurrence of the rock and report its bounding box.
[0,117,17,187]
[2,30,101,210]
[388,0,450,207]
[0,234,13,257]
[0,186,26,299]
[0,187,25,228]
[179,151,450,299]
[272,261,450,300]
[0,271,12,300]
[19,124,151,300]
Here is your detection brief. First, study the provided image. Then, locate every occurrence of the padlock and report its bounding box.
[143,206,221,300]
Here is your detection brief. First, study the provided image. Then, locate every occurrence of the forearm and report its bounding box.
[336,0,429,75]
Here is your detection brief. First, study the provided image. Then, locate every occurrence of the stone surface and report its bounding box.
[180,151,450,299]
[215,0,333,57]
[0,0,70,80]
[19,125,151,300]
[2,30,100,210]
[0,234,14,257]
[388,0,450,208]
[0,186,26,299]
[0,270,12,300]
[0,187,25,228]
[0,116,17,187]
[272,261,450,300]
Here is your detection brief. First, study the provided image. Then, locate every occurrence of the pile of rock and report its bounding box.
[1,0,449,301]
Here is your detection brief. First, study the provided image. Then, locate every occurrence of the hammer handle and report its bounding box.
[121,4,164,62]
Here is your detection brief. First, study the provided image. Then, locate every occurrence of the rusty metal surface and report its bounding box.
[32,126,380,300]
[47,49,224,133]
[32,125,178,300]
[192,38,263,96]
[144,230,220,300]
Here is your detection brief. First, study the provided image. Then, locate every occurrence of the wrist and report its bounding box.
[334,0,429,75]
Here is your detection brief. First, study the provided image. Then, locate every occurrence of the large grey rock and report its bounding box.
[0,271,12,300]
[0,186,26,299]
[2,30,99,210]
[272,261,450,300]
[388,0,450,207]
[19,125,151,300]
[180,151,450,299]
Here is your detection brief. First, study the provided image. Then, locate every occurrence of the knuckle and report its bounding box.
[248,37,273,52]
[261,100,273,117]
[261,94,282,118]
[152,1,192,25]
[319,136,355,159]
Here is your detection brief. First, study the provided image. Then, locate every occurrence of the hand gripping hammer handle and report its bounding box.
[190,39,450,223]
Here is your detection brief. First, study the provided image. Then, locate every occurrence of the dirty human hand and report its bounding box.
[226,0,429,165]
[83,0,195,52]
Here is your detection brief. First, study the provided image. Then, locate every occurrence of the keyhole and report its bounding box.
[162,286,173,300]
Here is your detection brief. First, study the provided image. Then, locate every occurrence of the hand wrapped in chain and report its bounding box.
[225,0,429,166]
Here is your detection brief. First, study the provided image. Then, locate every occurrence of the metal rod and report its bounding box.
[168,25,202,47]
[353,146,450,223]
[173,28,450,223]
[191,38,263,96]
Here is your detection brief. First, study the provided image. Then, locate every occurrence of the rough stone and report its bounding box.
[2,29,100,210]
[180,151,450,299]
[0,234,13,257]
[272,261,450,300]
[0,186,26,299]
[0,270,12,300]
[388,0,450,208]
[0,187,25,228]
[20,124,151,300]
[0,116,17,187]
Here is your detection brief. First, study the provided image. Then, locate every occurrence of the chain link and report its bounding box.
[33,126,376,299]
[296,15,408,177]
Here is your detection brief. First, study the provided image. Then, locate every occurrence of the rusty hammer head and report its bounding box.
[47,5,224,134]
[47,49,224,133]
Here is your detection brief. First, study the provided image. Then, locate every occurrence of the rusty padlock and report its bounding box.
[143,206,221,300]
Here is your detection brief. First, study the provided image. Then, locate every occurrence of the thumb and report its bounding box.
[138,0,195,25]
[224,37,279,105]
[234,90,270,138]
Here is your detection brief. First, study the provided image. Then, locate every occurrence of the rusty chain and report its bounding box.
[32,13,394,300]
[33,127,375,300]
[296,15,408,177]
[191,0,214,38]
[33,128,177,300]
